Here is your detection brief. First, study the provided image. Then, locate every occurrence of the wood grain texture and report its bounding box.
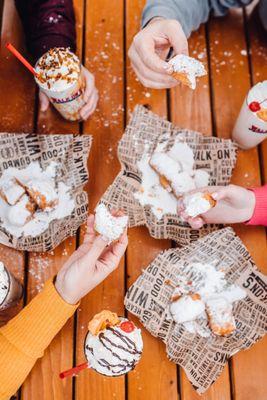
[0,0,33,325]
[21,1,84,398]
[0,1,266,399]
[75,1,126,399]
[171,25,231,400]
[126,2,178,400]
[208,8,267,400]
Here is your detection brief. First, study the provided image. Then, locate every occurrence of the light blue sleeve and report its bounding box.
[142,0,254,37]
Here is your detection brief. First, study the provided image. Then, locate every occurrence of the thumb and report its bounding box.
[166,20,188,56]
[135,34,170,74]
[39,91,50,112]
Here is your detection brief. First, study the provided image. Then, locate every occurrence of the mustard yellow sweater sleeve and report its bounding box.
[0,279,79,400]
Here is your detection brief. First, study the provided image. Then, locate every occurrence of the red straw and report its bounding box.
[5,43,37,76]
[59,362,89,379]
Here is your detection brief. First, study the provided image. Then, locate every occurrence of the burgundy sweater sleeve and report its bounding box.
[247,185,267,226]
[15,0,76,62]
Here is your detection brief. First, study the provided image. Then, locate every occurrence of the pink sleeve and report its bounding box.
[246,185,267,226]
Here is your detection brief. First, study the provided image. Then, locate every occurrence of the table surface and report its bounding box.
[0,0,267,399]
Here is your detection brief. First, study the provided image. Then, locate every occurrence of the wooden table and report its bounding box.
[0,0,267,399]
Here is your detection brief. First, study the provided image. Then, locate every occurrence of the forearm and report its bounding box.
[247,185,267,226]
[15,0,76,62]
[142,0,253,37]
[0,279,78,399]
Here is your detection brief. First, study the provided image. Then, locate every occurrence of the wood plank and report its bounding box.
[126,2,178,400]
[170,26,231,400]
[75,1,126,399]
[21,1,84,399]
[208,9,267,400]
[0,2,34,399]
[0,0,34,325]
[222,6,267,400]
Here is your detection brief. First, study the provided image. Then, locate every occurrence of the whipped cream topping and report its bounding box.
[94,204,128,242]
[0,262,9,305]
[0,162,75,237]
[168,54,206,89]
[85,318,143,376]
[135,139,209,219]
[169,262,246,337]
[35,47,81,92]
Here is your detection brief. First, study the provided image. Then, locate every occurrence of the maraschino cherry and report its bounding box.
[120,321,135,333]
[249,101,261,112]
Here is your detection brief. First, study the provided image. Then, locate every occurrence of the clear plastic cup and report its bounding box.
[35,48,86,121]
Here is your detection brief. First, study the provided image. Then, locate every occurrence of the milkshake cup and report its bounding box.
[35,48,85,121]
[84,310,143,377]
[0,262,23,311]
[233,81,267,148]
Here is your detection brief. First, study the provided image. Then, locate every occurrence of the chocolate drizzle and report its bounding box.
[86,326,142,376]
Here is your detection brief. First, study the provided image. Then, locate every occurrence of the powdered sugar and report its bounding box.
[0,162,75,237]
[0,178,25,206]
[134,154,178,219]
[183,192,213,218]
[170,294,205,324]
[135,140,210,219]
[94,204,128,242]
[168,54,207,89]
[170,262,246,337]
[0,262,8,305]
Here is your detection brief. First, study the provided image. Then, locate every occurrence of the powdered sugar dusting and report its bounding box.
[183,192,213,218]
[95,204,128,242]
[170,262,246,337]
[135,140,210,219]
[169,54,207,89]
[0,162,75,238]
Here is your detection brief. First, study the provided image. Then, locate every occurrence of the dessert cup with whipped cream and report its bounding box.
[0,262,23,311]
[84,310,143,377]
[233,81,267,148]
[35,47,85,121]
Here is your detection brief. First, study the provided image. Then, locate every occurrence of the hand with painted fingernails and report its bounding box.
[178,185,256,229]
[128,17,188,89]
[39,66,98,121]
[55,214,128,305]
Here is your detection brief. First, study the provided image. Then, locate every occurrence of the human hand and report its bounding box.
[128,17,188,89]
[55,214,128,304]
[178,185,256,229]
[39,66,98,120]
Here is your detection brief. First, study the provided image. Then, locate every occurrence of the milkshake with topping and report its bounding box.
[0,262,23,311]
[233,81,267,148]
[35,47,85,121]
[84,310,143,376]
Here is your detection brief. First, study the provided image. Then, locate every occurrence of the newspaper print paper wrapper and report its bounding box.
[125,227,267,394]
[100,105,237,246]
[0,133,91,252]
